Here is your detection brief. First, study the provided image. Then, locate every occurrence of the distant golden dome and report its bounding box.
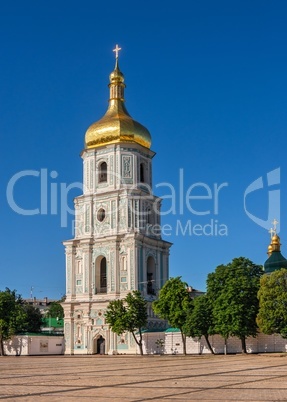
[267,244,273,256]
[271,234,280,245]
[269,233,281,253]
[85,59,151,150]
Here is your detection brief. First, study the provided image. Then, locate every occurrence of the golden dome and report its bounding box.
[85,58,151,150]
[269,233,281,253]
[271,234,280,245]
[267,244,273,256]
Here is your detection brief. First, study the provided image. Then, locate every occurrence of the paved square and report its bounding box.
[0,354,287,401]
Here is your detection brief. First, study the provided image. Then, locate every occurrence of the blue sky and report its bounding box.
[1,1,287,299]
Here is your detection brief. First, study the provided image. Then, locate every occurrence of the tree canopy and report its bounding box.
[257,268,287,338]
[206,257,263,353]
[152,277,192,355]
[46,301,64,319]
[20,303,43,333]
[105,290,148,355]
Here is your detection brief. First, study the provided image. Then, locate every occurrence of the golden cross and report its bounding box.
[113,44,122,59]
[269,228,275,239]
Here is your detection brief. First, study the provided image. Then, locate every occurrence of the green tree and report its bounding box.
[105,291,148,356]
[0,289,27,355]
[46,301,64,319]
[152,277,192,355]
[184,294,215,354]
[21,304,43,333]
[257,268,287,337]
[207,257,263,353]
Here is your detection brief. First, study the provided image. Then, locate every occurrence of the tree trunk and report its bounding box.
[0,337,4,356]
[241,336,247,354]
[204,335,215,354]
[132,331,144,356]
[180,330,186,355]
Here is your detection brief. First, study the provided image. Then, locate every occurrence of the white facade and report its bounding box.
[62,59,171,355]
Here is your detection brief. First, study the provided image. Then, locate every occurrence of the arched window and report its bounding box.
[140,163,145,183]
[95,256,107,294]
[147,256,156,295]
[100,258,107,293]
[99,162,107,183]
[146,207,153,225]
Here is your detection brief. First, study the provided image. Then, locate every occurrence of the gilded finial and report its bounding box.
[267,219,281,255]
[113,44,122,59]
[269,227,275,239]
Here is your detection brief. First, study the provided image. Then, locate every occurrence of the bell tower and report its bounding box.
[63,46,172,354]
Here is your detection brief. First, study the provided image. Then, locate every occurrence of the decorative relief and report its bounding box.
[110,251,115,292]
[64,323,71,343]
[110,155,114,185]
[85,160,90,192]
[93,202,111,235]
[135,200,139,228]
[90,159,94,191]
[122,155,132,178]
[119,199,126,230]
[145,248,157,262]
[117,332,128,345]
[120,283,128,292]
[111,200,116,229]
[85,204,90,233]
[77,202,86,238]
[75,246,82,260]
[130,249,135,290]
[128,200,132,228]
[66,253,72,294]
[92,247,109,261]
[116,153,119,186]
[84,252,89,293]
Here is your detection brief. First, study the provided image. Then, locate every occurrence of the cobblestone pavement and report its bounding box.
[0,354,287,401]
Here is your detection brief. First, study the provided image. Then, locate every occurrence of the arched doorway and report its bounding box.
[96,335,105,355]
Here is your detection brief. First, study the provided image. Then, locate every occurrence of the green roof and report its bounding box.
[264,251,287,274]
[165,328,181,333]
[18,332,63,337]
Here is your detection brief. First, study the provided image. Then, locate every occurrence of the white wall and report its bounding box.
[4,336,64,356]
[138,331,287,355]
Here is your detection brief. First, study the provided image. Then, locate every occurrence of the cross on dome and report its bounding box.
[113,44,122,59]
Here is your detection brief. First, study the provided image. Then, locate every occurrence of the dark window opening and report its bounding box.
[100,257,107,293]
[97,208,106,222]
[99,162,107,183]
[140,163,145,183]
[147,272,155,295]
